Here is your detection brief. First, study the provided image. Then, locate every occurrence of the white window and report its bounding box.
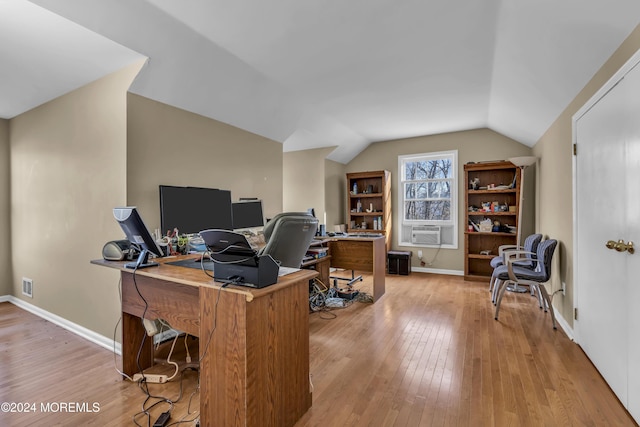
[397,150,458,248]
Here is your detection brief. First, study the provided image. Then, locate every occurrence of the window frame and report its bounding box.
[397,150,458,249]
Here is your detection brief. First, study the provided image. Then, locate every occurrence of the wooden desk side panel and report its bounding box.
[329,240,374,272]
[199,286,248,427]
[121,273,200,337]
[371,237,386,301]
[246,279,311,427]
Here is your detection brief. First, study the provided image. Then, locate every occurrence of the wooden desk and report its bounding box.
[91,255,317,427]
[301,256,331,288]
[327,235,386,301]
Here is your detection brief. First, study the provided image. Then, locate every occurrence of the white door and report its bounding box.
[575,58,640,420]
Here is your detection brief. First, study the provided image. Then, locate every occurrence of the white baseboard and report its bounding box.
[410,267,464,276]
[2,295,121,355]
[553,307,574,341]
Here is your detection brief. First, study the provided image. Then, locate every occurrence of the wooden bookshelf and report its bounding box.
[464,161,520,281]
[346,170,391,251]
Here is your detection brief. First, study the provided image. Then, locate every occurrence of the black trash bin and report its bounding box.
[388,250,411,275]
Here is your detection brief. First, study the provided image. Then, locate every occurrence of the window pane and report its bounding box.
[428,181,451,198]
[404,182,428,199]
[404,200,451,220]
[404,181,451,199]
[403,159,453,180]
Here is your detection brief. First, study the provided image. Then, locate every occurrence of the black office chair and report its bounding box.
[489,233,543,303]
[258,212,318,268]
[494,239,559,329]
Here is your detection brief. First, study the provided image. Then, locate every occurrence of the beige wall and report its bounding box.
[283,147,333,218]
[9,61,144,337]
[533,24,640,328]
[344,128,533,272]
[127,94,283,229]
[324,158,346,231]
[0,119,10,295]
[283,148,345,230]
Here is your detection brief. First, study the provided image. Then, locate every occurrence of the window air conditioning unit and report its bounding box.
[411,225,441,245]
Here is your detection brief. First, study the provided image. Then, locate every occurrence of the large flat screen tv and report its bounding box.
[159,185,233,235]
[232,200,264,229]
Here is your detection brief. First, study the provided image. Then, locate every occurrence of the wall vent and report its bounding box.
[22,277,33,298]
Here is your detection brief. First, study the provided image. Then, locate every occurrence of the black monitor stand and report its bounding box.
[124,249,159,269]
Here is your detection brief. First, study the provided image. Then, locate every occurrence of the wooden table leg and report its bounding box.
[121,312,153,376]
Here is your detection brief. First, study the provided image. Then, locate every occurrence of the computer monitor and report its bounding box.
[113,207,163,269]
[232,200,264,229]
[159,185,233,234]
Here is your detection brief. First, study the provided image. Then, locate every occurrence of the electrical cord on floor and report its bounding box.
[165,333,181,381]
[164,368,200,426]
[421,244,443,267]
[184,334,192,364]
[130,265,177,427]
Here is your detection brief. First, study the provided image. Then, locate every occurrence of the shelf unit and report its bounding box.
[464,161,520,281]
[346,170,391,251]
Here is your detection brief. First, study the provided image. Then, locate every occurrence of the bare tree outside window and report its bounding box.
[402,156,453,221]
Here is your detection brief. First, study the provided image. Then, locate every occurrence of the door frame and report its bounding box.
[572,47,640,345]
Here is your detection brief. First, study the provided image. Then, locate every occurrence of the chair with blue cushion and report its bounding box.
[493,239,558,329]
[489,233,543,303]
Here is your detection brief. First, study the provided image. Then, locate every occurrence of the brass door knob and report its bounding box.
[605,239,635,254]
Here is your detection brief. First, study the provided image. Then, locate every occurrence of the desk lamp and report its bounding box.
[508,156,537,292]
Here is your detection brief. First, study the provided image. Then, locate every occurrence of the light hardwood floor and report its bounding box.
[0,273,636,426]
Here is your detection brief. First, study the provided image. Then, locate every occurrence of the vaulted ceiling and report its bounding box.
[2,1,639,163]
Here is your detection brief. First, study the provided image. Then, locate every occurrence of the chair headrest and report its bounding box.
[263,212,315,242]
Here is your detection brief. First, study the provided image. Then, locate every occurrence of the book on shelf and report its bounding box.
[306,247,328,259]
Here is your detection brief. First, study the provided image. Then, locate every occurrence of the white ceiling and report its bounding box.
[3,1,640,163]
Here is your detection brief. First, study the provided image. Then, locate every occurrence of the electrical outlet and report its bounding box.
[22,277,33,298]
[143,318,162,336]
[561,282,566,296]
[418,250,423,259]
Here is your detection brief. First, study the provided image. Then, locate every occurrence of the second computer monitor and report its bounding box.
[232,200,264,230]
[159,185,233,234]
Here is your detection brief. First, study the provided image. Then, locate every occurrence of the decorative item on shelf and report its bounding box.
[352,182,358,194]
[470,177,480,190]
[479,219,492,232]
[492,221,501,232]
[357,199,362,212]
[367,184,374,193]
[480,250,491,255]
